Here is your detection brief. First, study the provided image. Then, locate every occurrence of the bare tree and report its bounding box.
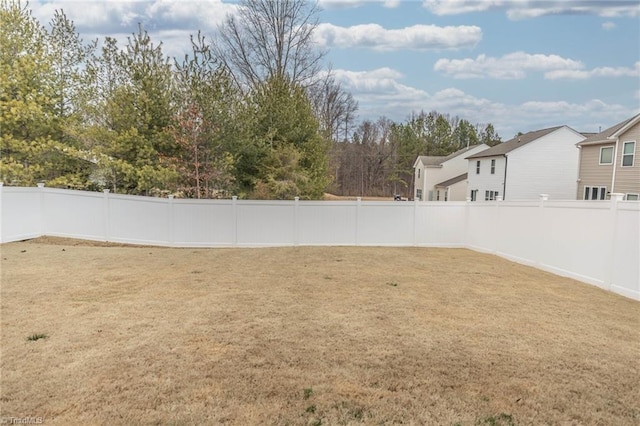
[309,72,358,142]
[216,0,325,89]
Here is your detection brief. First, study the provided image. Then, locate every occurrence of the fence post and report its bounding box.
[232,196,238,247]
[606,193,624,291]
[355,197,361,246]
[37,182,45,237]
[493,195,503,253]
[168,195,174,246]
[464,196,471,248]
[103,189,110,242]
[0,182,3,243]
[294,196,300,246]
[412,197,418,247]
[537,194,549,266]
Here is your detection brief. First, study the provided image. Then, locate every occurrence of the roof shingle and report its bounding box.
[466,127,563,159]
[577,113,640,146]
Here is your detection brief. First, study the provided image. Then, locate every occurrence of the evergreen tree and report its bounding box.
[0,1,92,188]
[248,76,329,199]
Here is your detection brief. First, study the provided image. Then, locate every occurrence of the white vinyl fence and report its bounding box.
[1,184,638,300]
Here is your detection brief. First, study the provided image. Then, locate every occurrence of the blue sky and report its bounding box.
[30,0,640,139]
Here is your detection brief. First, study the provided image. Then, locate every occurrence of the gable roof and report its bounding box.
[414,155,447,168]
[435,173,467,188]
[577,113,640,146]
[414,144,486,168]
[466,127,564,159]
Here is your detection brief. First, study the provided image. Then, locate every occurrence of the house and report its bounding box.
[576,113,640,200]
[466,126,586,201]
[413,144,489,201]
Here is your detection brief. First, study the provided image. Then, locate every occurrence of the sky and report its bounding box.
[29,0,640,139]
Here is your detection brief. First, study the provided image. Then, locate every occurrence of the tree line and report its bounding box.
[0,0,501,199]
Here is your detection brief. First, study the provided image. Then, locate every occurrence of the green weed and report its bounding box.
[27,333,48,341]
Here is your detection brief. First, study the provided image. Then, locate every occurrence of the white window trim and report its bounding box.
[621,141,635,167]
[625,193,639,201]
[490,159,496,174]
[484,190,499,201]
[599,146,614,165]
[583,185,607,200]
[476,160,480,174]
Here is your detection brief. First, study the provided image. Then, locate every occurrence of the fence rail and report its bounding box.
[1,184,638,300]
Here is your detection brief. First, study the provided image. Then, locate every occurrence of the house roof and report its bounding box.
[414,155,447,167]
[577,113,640,146]
[466,126,564,159]
[414,144,485,168]
[435,173,468,188]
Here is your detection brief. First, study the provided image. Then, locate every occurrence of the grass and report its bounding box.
[1,237,638,425]
[26,333,48,341]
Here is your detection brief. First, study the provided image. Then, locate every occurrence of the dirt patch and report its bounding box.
[1,238,638,425]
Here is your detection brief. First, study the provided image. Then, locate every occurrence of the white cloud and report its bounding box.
[545,62,640,79]
[434,52,584,79]
[317,0,366,9]
[30,1,238,65]
[331,67,638,137]
[383,0,401,8]
[314,23,482,51]
[144,0,236,27]
[32,1,145,30]
[31,1,236,33]
[423,0,640,20]
[318,0,399,9]
[331,68,427,98]
[602,21,617,30]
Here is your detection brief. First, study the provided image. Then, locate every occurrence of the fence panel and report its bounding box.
[356,202,415,246]
[43,189,105,241]
[415,202,466,246]
[611,202,640,299]
[236,201,295,246]
[0,187,42,242]
[466,203,499,252]
[493,201,544,263]
[108,194,170,245]
[537,203,611,288]
[172,199,235,246]
[298,201,357,245]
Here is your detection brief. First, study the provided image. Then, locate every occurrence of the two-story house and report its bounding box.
[413,144,489,201]
[576,113,640,200]
[466,126,586,201]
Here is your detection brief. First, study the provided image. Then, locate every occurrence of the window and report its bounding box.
[470,189,477,201]
[436,190,440,201]
[416,189,422,201]
[444,190,448,202]
[476,160,480,174]
[599,146,613,165]
[417,168,421,179]
[583,186,607,200]
[485,190,499,201]
[626,193,639,201]
[490,159,496,174]
[622,141,635,167]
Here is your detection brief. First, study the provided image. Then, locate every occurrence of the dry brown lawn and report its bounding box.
[1,237,638,425]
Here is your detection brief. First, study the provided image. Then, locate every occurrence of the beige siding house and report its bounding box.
[577,113,640,200]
